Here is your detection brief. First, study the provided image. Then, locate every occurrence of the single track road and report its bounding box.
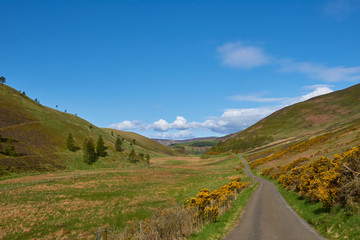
[224,156,325,240]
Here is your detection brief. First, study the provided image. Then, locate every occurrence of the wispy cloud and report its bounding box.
[279,59,360,82]
[323,0,360,18]
[230,93,289,103]
[108,86,334,138]
[216,41,360,82]
[216,41,270,68]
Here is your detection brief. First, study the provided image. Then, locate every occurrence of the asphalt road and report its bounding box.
[224,156,325,240]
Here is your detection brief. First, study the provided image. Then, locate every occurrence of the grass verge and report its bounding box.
[266,176,360,240]
[189,181,258,240]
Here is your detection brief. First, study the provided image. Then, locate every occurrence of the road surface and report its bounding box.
[224,156,325,240]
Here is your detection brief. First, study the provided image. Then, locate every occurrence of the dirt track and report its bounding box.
[224,156,325,240]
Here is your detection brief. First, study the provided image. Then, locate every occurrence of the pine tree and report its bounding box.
[66,133,76,152]
[0,76,5,84]
[83,138,97,164]
[128,149,137,163]
[115,135,122,152]
[96,135,107,157]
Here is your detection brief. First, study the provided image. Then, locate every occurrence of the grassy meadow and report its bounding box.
[0,154,243,239]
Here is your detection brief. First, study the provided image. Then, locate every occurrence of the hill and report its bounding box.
[0,84,174,175]
[208,83,360,155]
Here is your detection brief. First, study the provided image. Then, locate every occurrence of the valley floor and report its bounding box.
[0,154,242,239]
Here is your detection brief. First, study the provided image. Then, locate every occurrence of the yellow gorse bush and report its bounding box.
[250,134,331,169]
[261,145,360,208]
[186,179,248,221]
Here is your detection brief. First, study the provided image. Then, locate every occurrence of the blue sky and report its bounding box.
[1,0,360,139]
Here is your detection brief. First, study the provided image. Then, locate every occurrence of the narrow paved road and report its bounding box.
[224,156,325,240]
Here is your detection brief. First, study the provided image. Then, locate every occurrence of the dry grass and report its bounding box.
[0,155,241,239]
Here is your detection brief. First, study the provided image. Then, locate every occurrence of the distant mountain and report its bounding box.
[0,84,174,175]
[153,137,221,146]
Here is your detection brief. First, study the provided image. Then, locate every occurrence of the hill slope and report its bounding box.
[210,83,360,154]
[0,84,173,175]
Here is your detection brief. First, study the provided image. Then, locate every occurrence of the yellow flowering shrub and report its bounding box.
[186,179,248,221]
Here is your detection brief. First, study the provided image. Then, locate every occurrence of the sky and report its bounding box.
[1,0,360,139]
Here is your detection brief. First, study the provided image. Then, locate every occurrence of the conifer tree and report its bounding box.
[145,154,151,165]
[115,135,122,152]
[83,138,97,164]
[96,135,107,157]
[0,76,5,84]
[66,133,76,152]
[128,149,137,163]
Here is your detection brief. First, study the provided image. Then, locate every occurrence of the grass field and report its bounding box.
[0,154,243,239]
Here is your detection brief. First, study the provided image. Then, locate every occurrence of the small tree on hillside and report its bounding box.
[145,154,151,165]
[66,133,77,152]
[128,149,138,163]
[83,138,97,164]
[5,145,17,156]
[0,76,5,84]
[115,135,122,152]
[96,135,107,157]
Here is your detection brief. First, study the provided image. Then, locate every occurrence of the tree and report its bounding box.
[128,149,138,163]
[145,154,151,165]
[115,135,122,152]
[96,135,107,157]
[66,133,77,152]
[132,139,136,145]
[83,138,97,164]
[0,76,5,84]
[5,145,17,156]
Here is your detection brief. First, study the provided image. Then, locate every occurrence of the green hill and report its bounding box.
[0,84,174,175]
[207,83,360,155]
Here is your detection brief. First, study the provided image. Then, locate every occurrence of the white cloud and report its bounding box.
[153,119,170,132]
[279,59,360,82]
[108,120,143,130]
[152,130,194,139]
[299,87,334,101]
[172,116,188,129]
[216,42,269,68]
[108,86,335,137]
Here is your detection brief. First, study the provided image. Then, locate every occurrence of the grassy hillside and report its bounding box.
[0,84,173,175]
[207,83,360,154]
